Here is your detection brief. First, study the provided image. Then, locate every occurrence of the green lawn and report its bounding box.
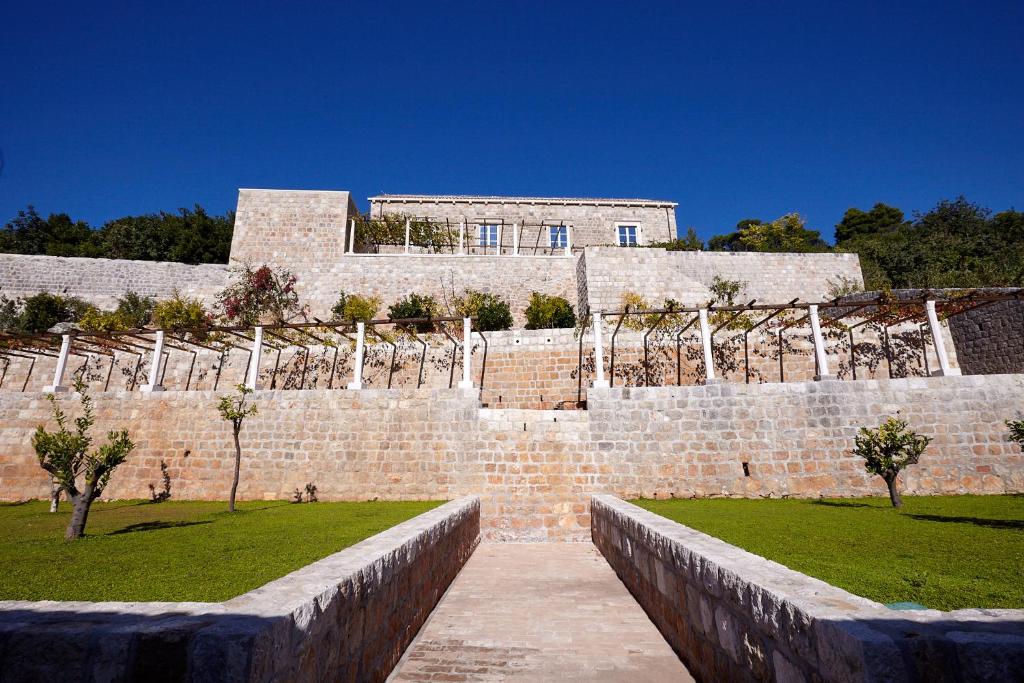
[632,495,1024,611]
[0,499,442,602]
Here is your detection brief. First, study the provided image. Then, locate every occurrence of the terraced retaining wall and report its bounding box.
[591,495,1024,682]
[0,496,480,682]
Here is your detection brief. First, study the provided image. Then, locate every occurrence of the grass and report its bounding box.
[631,495,1024,611]
[0,499,442,602]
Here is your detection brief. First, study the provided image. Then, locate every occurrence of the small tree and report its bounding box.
[1008,419,1024,451]
[524,293,576,330]
[33,381,135,539]
[217,384,258,512]
[853,417,931,508]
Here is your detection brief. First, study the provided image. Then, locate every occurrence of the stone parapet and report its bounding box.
[0,496,480,682]
[591,495,1024,682]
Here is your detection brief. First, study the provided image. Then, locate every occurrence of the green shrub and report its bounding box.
[151,291,211,339]
[8,293,90,333]
[330,291,381,323]
[455,290,513,331]
[388,293,440,332]
[524,293,576,330]
[114,292,155,329]
[1008,420,1024,452]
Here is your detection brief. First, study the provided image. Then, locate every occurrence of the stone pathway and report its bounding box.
[389,543,694,682]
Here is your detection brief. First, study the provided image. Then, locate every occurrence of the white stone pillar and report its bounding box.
[809,305,832,380]
[699,308,716,383]
[458,317,473,389]
[565,224,572,257]
[245,326,263,390]
[512,223,519,256]
[43,334,72,393]
[347,322,365,390]
[347,218,356,254]
[592,311,609,388]
[458,221,465,255]
[496,224,503,255]
[925,300,960,376]
[141,331,166,392]
[404,218,411,254]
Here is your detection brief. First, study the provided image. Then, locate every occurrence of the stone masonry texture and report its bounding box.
[592,495,1024,682]
[950,298,1024,375]
[1,376,1022,541]
[0,496,480,682]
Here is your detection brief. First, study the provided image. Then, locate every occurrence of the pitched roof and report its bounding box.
[368,194,677,208]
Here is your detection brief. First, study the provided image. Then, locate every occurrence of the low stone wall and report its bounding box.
[950,298,1024,375]
[591,495,1024,682]
[0,496,480,682]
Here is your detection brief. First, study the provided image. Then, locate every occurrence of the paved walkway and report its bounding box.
[389,543,694,682]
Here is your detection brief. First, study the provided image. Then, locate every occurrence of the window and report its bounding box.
[617,224,638,246]
[479,224,499,247]
[549,225,567,249]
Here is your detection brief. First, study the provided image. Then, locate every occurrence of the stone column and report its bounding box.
[43,334,71,393]
[459,221,465,255]
[140,331,166,392]
[404,218,411,254]
[809,305,832,380]
[698,308,717,383]
[512,223,519,256]
[565,225,573,257]
[592,311,609,388]
[458,317,473,389]
[347,322,365,390]
[926,300,960,376]
[245,326,263,390]
[347,218,356,254]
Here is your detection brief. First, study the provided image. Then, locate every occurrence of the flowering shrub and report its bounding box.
[217,264,303,325]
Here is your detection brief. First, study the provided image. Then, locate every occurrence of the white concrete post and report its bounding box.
[699,308,716,383]
[347,218,356,254]
[809,305,832,379]
[141,330,166,392]
[347,322,365,390]
[245,326,263,390]
[458,221,465,255]
[43,334,72,393]
[512,223,519,256]
[565,224,573,257]
[496,224,503,255]
[592,311,609,388]
[404,218,411,254]
[925,300,960,376]
[458,317,474,389]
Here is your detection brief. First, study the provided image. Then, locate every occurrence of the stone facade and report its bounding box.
[1,376,1020,541]
[0,497,480,682]
[592,495,1024,682]
[369,194,677,252]
[950,298,1024,375]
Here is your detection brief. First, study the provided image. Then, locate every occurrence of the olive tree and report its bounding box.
[217,384,258,512]
[853,417,931,508]
[33,382,134,539]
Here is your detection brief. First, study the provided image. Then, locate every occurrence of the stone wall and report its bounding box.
[0,497,480,682]
[0,254,228,309]
[592,495,1024,682]
[370,196,677,251]
[1,375,1021,541]
[950,298,1024,375]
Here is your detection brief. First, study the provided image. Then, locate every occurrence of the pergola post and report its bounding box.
[347,322,365,390]
[809,305,833,380]
[458,221,465,255]
[347,218,356,254]
[565,225,573,257]
[43,334,72,393]
[245,326,263,390]
[926,300,960,376]
[512,223,519,256]
[140,331,166,392]
[592,311,609,388]
[698,308,717,384]
[458,317,474,389]
[404,218,411,254]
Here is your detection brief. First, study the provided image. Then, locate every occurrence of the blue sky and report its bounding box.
[1,1,1021,242]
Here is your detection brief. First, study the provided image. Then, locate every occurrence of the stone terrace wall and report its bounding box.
[0,497,480,682]
[0,254,228,309]
[950,298,1024,375]
[592,496,1024,682]
[1,376,1021,541]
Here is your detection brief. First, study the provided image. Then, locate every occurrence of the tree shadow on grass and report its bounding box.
[107,520,212,535]
[811,500,873,509]
[905,514,1024,530]
[0,501,33,507]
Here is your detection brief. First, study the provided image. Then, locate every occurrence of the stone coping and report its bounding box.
[592,495,1024,681]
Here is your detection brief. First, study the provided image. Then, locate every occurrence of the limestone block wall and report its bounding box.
[0,497,480,682]
[592,495,1024,682]
[369,196,677,251]
[0,254,228,309]
[950,298,1024,375]
[229,189,359,271]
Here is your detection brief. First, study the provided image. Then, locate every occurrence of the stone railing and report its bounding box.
[591,495,1024,682]
[0,496,480,682]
